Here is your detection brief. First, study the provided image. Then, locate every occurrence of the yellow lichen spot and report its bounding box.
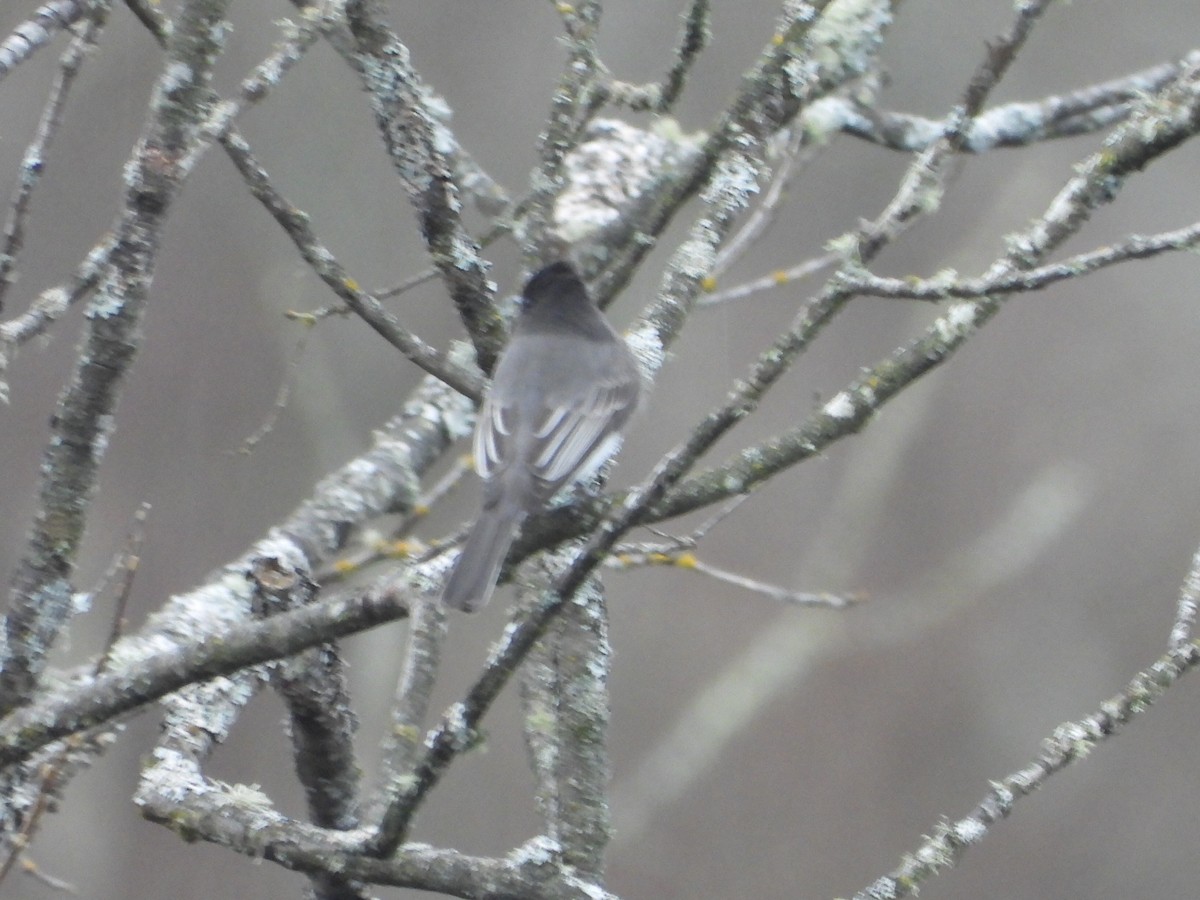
[771,32,786,46]
[412,503,430,517]
[333,558,358,574]
[700,275,718,292]
[342,276,360,293]
[675,552,698,569]
[393,723,421,743]
[388,541,415,559]
[556,2,574,13]
[772,270,790,285]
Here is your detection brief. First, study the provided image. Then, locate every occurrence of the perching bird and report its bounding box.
[441,260,641,612]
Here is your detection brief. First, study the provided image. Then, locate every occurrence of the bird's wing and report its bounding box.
[473,336,640,505]
[528,369,639,491]
[474,389,515,483]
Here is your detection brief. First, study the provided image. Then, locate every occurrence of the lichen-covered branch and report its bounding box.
[218,129,483,399]
[0,5,107,309]
[837,219,1200,302]
[0,0,92,85]
[855,621,1200,898]
[840,50,1200,152]
[3,0,1196,895]
[0,372,461,755]
[599,0,711,112]
[520,580,613,877]
[660,52,1200,521]
[342,0,500,370]
[251,562,368,900]
[0,239,111,398]
[367,597,446,825]
[0,0,235,714]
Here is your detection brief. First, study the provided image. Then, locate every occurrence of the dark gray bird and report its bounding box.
[441,261,641,612]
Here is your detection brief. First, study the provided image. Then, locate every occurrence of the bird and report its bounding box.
[441,260,641,612]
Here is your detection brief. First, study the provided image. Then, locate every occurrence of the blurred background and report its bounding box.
[1,1,1198,897]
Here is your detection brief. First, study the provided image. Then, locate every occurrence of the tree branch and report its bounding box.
[840,50,1200,152]
[855,629,1200,899]
[0,0,235,713]
[658,53,1200,523]
[0,0,92,86]
[342,0,500,370]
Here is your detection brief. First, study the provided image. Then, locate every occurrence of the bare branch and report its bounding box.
[0,0,236,713]
[520,582,612,876]
[0,6,107,309]
[250,562,368,900]
[575,0,712,114]
[0,1,91,86]
[368,597,446,820]
[218,129,483,400]
[0,238,111,397]
[0,577,409,768]
[841,50,1200,152]
[839,220,1200,301]
[855,631,1200,900]
[2,0,1196,894]
[610,545,860,607]
[659,54,1200,523]
[342,1,499,368]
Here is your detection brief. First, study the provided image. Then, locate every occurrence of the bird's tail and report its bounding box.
[441,505,523,612]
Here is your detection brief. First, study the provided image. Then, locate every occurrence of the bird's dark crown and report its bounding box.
[522,260,588,308]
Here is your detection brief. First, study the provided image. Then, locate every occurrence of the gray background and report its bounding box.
[1,1,1198,898]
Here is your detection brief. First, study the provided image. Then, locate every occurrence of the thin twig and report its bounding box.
[840,51,1200,152]
[219,131,482,399]
[698,251,840,306]
[0,238,112,397]
[0,6,107,308]
[234,322,313,454]
[319,454,473,584]
[369,597,446,821]
[0,501,146,894]
[854,633,1200,900]
[710,123,822,282]
[838,220,1200,301]
[0,0,91,85]
[610,544,860,608]
[95,503,150,674]
[599,0,711,113]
